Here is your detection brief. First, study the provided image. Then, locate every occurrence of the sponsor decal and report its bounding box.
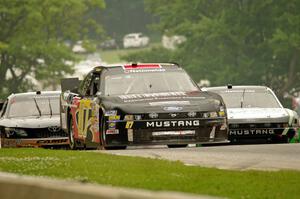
[124,68,166,73]
[106,129,119,135]
[108,115,120,120]
[152,130,195,136]
[119,92,186,100]
[209,126,216,139]
[146,120,200,128]
[163,106,183,111]
[125,68,166,73]
[122,64,164,73]
[149,101,190,106]
[108,122,116,129]
[127,129,133,141]
[37,139,68,144]
[229,129,275,136]
[105,110,118,116]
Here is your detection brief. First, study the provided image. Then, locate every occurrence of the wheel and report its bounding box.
[100,115,127,150]
[167,144,188,148]
[99,115,106,149]
[68,117,78,150]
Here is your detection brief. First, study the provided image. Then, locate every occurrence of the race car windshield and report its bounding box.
[216,90,281,108]
[8,96,60,118]
[104,71,198,96]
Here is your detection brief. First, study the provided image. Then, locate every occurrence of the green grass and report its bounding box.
[99,42,161,64]
[0,148,299,199]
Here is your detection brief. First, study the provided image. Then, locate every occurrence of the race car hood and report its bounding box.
[227,108,290,124]
[0,115,60,128]
[101,91,223,114]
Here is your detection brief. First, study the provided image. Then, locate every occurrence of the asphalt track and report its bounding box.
[101,143,300,171]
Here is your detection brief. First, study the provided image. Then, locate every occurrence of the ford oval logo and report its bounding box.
[163,106,183,111]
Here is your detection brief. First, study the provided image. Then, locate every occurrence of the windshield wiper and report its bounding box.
[240,89,246,108]
[48,98,53,118]
[33,98,42,117]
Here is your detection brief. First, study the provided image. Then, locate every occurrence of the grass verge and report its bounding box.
[0,148,299,199]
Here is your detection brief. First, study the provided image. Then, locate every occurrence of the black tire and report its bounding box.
[100,115,106,148]
[167,144,188,148]
[68,117,78,150]
[100,115,127,150]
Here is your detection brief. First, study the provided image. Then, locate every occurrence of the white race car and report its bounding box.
[0,91,69,148]
[203,85,299,143]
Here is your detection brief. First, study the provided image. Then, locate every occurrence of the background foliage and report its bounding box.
[123,0,300,104]
[0,0,105,98]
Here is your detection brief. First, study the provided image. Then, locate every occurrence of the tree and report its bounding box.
[130,0,300,103]
[95,0,157,44]
[122,46,174,63]
[0,0,105,98]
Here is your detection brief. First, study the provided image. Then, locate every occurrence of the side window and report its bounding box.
[79,72,93,96]
[89,75,100,96]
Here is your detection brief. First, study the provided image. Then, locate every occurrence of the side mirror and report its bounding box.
[93,92,102,103]
[96,91,102,98]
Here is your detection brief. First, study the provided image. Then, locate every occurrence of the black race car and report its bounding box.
[60,63,228,149]
[0,91,68,148]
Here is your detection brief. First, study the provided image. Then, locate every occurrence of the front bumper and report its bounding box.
[103,117,228,146]
[228,125,298,142]
[0,137,69,148]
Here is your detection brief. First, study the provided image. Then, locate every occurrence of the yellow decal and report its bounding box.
[109,115,120,120]
[219,111,225,117]
[125,121,134,129]
[78,99,92,136]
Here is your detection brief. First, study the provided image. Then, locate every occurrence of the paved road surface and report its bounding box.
[101,143,300,171]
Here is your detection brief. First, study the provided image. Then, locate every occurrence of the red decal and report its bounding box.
[123,64,161,70]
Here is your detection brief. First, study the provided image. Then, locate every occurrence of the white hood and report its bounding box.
[0,115,60,128]
[227,108,289,123]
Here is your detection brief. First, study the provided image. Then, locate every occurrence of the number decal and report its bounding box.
[125,121,134,129]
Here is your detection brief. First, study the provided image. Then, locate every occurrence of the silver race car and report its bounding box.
[203,85,299,143]
[0,91,68,148]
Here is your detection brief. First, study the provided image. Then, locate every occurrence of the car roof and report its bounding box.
[8,91,61,100]
[91,63,181,72]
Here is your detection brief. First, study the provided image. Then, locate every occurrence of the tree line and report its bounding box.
[1,0,299,106]
[123,0,300,105]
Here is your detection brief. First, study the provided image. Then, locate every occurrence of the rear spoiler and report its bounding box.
[60,78,81,93]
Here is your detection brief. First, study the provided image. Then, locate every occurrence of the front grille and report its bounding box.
[229,123,287,129]
[132,127,222,143]
[136,112,219,120]
[8,128,67,139]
